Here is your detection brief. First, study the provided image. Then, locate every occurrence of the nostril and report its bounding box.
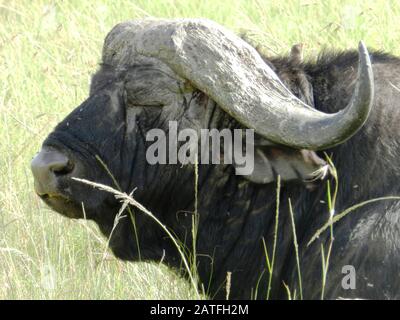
[31,148,74,182]
[31,148,75,197]
[51,160,74,176]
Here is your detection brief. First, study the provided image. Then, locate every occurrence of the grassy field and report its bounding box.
[1,0,400,299]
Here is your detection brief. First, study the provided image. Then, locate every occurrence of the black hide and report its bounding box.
[36,50,400,300]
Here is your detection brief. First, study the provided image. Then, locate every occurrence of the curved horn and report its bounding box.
[103,19,374,150]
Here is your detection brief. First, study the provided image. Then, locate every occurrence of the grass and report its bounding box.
[1,0,400,299]
[71,177,202,299]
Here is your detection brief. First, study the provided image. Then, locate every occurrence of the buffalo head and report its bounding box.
[31,19,374,297]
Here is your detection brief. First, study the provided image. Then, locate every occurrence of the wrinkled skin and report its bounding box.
[36,49,400,299]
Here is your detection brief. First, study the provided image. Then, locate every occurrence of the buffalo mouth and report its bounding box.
[39,193,83,219]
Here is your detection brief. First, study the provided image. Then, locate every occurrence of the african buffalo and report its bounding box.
[31,19,400,299]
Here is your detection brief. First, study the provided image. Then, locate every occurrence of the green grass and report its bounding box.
[1,0,400,299]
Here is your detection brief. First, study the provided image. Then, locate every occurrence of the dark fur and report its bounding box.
[39,48,400,299]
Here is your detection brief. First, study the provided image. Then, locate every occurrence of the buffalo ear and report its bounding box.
[242,144,328,188]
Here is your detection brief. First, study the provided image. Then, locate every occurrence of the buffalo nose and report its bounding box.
[31,148,73,196]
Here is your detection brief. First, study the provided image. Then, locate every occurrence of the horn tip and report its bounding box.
[358,41,372,66]
[358,40,366,50]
